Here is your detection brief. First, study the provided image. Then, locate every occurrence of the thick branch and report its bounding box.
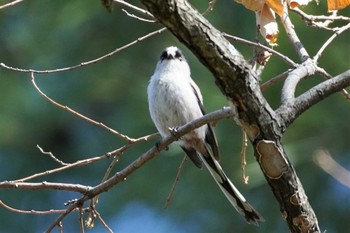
[277,69,350,127]
[281,59,317,105]
[139,0,321,232]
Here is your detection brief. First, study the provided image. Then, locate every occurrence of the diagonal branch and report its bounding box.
[45,107,233,232]
[139,0,322,232]
[277,69,350,127]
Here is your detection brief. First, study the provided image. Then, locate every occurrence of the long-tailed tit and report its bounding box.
[147,46,263,225]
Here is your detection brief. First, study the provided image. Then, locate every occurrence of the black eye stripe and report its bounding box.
[175,50,182,59]
[160,51,168,60]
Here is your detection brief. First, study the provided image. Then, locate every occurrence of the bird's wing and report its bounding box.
[190,81,220,161]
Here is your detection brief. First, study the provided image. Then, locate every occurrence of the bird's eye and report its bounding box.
[175,51,183,61]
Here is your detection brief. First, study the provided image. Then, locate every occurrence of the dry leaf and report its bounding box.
[256,4,279,45]
[328,0,350,10]
[288,0,312,8]
[265,0,284,16]
[234,0,265,11]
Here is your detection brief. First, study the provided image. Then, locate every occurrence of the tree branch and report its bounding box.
[139,0,321,231]
[277,69,350,127]
[0,181,91,193]
[280,59,317,105]
[0,28,165,74]
[44,107,233,232]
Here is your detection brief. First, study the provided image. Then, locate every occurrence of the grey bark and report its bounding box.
[139,0,350,232]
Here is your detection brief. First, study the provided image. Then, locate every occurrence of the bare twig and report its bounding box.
[113,0,154,19]
[45,107,234,232]
[280,6,309,62]
[313,150,350,188]
[0,28,166,74]
[78,207,85,233]
[37,145,69,166]
[223,33,296,67]
[0,0,25,10]
[317,67,350,101]
[30,73,133,141]
[13,153,109,182]
[164,155,188,208]
[313,22,350,62]
[0,200,66,214]
[121,9,156,22]
[93,208,113,233]
[260,69,292,92]
[291,8,350,31]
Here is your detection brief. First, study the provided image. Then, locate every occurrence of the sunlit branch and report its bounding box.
[223,32,296,67]
[0,181,91,193]
[281,5,309,62]
[0,0,25,10]
[114,0,154,19]
[313,22,350,62]
[291,8,350,31]
[280,60,317,105]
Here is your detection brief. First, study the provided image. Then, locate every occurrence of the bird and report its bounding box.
[147,46,264,225]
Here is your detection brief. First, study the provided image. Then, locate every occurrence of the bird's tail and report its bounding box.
[199,148,264,225]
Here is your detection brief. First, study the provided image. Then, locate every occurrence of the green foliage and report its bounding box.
[0,0,349,232]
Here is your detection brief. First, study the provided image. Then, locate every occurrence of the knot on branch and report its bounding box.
[256,140,288,179]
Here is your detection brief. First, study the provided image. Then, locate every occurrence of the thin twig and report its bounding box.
[113,0,154,19]
[223,33,296,67]
[313,22,350,62]
[78,207,85,233]
[260,69,292,92]
[13,153,109,182]
[37,145,69,166]
[45,107,234,232]
[0,28,166,74]
[94,208,114,233]
[164,155,188,208]
[280,5,309,62]
[0,200,66,214]
[0,0,25,9]
[121,9,156,22]
[30,73,133,141]
[291,8,350,31]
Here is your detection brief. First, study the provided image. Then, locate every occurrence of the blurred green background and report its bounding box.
[0,0,349,232]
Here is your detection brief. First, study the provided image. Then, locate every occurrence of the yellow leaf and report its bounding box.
[265,0,284,16]
[288,0,312,8]
[328,0,350,10]
[256,4,279,45]
[234,0,264,11]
